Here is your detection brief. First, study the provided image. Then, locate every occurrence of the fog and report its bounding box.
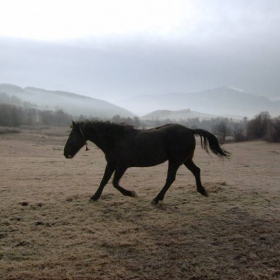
[1,0,280,113]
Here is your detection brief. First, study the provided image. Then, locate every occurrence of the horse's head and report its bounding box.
[64,121,87,159]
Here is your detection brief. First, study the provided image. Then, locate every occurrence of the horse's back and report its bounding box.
[128,124,195,167]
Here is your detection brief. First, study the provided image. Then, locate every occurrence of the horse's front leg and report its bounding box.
[90,163,114,201]
[112,166,137,198]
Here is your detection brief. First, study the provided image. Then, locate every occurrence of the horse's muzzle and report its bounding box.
[65,154,73,159]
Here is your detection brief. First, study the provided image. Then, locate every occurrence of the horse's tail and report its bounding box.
[192,129,231,159]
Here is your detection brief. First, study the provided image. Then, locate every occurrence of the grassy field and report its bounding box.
[0,126,279,279]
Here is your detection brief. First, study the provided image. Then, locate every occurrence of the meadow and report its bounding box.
[0,126,279,279]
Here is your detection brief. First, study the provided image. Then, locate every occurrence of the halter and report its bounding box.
[79,125,90,151]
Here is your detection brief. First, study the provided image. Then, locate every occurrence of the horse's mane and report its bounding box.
[80,120,137,138]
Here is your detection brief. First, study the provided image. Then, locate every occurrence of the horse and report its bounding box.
[64,121,230,205]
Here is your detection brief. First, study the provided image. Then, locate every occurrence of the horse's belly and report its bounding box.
[129,147,168,167]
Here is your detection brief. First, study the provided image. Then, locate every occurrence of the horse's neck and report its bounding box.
[86,124,116,153]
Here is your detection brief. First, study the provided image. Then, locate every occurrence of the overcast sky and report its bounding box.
[1,0,280,102]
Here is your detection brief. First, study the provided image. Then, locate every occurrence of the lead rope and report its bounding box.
[79,125,90,151]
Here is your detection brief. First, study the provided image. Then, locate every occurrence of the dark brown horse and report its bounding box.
[64,121,230,204]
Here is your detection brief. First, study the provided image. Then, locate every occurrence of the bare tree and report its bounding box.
[266,117,280,142]
[232,123,246,142]
[246,112,271,140]
[212,121,231,144]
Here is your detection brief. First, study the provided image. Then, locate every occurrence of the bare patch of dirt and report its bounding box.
[0,127,279,279]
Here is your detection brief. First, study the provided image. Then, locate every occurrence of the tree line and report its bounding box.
[0,103,72,126]
[0,101,279,143]
[100,112,280,143]
[208,111,280,143]
[0,92,37,108]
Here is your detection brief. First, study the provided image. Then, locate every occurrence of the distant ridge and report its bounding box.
[141,109,220,121]
[0,83,134,118]
[24,87,92,99]
[118,86,280,117]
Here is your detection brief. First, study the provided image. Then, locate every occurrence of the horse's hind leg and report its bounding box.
[90,163,114,201]
[112,167,137,198]
[184,159,208,197]
[152,162,180,205]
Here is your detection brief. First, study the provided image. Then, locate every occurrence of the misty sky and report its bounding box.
[1,0,280,103]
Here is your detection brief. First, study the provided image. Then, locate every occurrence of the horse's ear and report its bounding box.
[71,121,76,128]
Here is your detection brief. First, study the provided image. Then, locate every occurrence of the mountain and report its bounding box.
[141,109,222,121]
[0,83,134,118]
[2,84,279,119]
[118,86,280,118]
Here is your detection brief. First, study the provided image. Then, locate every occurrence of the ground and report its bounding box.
[0,126,279,280]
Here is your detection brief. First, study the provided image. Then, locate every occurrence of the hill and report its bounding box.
[0,83,134,118]
[142,109,225,121]
[118,86,280,117]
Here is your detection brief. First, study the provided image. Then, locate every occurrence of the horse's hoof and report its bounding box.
[151,199,164,206]
[130,191,138,198]
[89,196,99,202]
[201,190,208,197]
[151,199,158,205]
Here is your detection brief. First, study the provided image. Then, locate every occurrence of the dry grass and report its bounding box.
[0,127,279,280]
[0,127,21,134]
